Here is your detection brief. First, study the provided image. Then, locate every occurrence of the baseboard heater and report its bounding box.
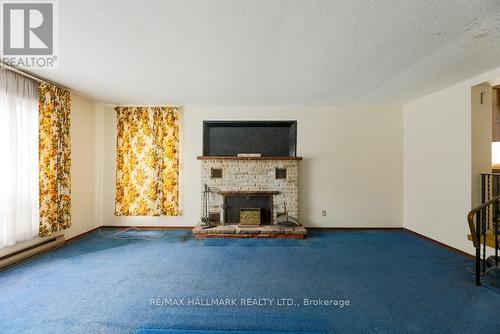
[0,234,65,270]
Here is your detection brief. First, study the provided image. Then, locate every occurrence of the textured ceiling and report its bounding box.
[32,0,500,105]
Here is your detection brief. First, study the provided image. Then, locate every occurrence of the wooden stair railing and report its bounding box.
[467,194,500,285]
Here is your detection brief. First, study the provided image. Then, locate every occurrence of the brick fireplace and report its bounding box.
[198,157,300,224]
[192,156,305,238]
[192,121,306,238]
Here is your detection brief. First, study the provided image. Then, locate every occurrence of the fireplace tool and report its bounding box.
[276,202,301,227]
[200,184,215,228]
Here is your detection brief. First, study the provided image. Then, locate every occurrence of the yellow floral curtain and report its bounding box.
[115,106,180,216]
[39,83,71,237]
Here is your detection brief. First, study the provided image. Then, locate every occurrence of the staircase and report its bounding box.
[467,173,500,285]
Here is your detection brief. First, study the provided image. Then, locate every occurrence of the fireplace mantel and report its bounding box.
[197,156,302,161]
[217,190,280,196]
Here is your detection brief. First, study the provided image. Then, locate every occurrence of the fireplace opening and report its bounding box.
[224,195,273,225]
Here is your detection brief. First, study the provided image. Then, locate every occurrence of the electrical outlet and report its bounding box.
[322,210,326,216]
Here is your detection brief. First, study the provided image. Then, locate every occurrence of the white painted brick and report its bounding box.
[200,159,299,222]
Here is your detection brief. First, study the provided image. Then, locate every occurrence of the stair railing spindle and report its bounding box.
[496,198,499,267]
[476,210,481,285]
[483,206,487,273]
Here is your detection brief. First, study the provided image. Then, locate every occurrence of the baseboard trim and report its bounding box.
[65,227,101,244]
[403,228,474,259]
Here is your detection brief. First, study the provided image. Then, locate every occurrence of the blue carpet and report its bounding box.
[135,331,318,334]
[0,229,499,333]
[483,266,500,293]
[135,331,319,334]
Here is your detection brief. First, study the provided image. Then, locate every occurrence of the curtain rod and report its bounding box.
[0,62,67,89]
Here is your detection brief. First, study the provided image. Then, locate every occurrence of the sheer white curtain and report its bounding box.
[0,69,39,248]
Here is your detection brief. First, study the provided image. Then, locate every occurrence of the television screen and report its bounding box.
[202,121,297,157]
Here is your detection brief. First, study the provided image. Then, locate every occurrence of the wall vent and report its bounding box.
[211,168,223,178]
[275,168,287,179]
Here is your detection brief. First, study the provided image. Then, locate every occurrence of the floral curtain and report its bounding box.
[39,83,71,237]
[115,106,179,216]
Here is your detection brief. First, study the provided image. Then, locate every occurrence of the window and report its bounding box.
[114,106,180,216]
[0,70,39,248]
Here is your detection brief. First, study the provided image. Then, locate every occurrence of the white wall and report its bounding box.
[403,66,500,254]
[98,105,403,228]
[64,92,99,239]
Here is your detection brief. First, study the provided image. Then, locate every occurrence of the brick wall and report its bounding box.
[200,159,299,223]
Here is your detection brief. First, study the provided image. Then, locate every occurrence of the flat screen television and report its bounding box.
[202,121,297,157]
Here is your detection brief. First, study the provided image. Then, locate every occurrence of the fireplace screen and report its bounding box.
[224,195,273,224]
